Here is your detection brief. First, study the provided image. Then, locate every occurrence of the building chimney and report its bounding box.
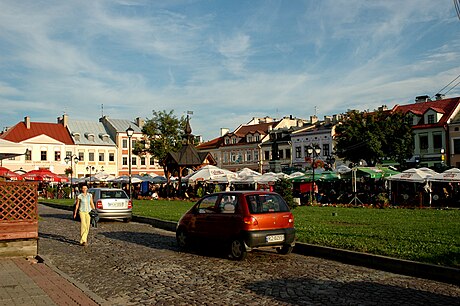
[24,116,30,129]
[415,95,431,103]
[58,113,68,127]
[220,128,229,136]
[136,117,144,129]
[435,93,445,101]
[310,115,318,124]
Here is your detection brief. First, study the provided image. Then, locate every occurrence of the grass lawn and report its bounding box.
[41,199,460,268]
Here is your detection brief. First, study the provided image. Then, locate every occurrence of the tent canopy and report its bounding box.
[0,139,27,160]
[386,168,437,183]
[428,168,460,182]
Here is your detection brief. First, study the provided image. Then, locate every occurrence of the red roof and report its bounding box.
[196,136,223,150]
[0,121,74,144]
[393,97,460,128]
[234,121,277,137]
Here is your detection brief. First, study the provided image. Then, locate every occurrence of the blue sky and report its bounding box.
[1,0,459,141]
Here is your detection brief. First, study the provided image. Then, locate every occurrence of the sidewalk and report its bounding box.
[0,257,101,306]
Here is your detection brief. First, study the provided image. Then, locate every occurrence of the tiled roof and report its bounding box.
[67,120,116,146]
[0,121,74,144]
[196,136,223,150]
[394,97,460,128]
[234,121,277,137]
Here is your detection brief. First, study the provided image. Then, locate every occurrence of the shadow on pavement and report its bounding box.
[99,231,230,259]
[39,232,80,245]
[39,213,72,220]
[245,276,459,305]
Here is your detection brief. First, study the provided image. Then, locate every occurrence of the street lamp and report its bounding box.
[307,145,321,204]
[86,166,95,187]
[65,154,79,198]
[126,125,134,199]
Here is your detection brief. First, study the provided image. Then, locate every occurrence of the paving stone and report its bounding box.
[38,204,460,305]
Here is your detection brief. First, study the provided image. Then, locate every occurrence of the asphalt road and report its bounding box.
[38,204,460,305]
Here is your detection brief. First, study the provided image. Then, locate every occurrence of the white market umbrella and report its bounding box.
[386,168,437,183]
[188,165,237,184]
[428,168,460,182]
[110,175,143,184]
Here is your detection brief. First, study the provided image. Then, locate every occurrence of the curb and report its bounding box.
[39,202,460,286]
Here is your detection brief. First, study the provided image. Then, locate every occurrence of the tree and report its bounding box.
[274,178,296,209]
[334,109,413,166]
[133,110,186,175]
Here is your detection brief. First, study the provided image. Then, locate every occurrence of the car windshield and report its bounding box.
[101,190,128,199]
[246,194,290,214]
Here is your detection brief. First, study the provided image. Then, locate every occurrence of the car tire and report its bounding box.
[229,238,247,261]
[276,244,293,255]
[176,229,190,249]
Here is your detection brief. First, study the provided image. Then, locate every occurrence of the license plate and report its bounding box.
[266,234,284,243]
[109,202,123,207]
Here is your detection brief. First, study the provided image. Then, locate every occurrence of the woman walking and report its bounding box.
[73,185,95,246]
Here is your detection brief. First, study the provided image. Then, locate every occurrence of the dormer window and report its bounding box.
[85,132,95,142]
[225,137,230,145]
[427,114,435,124]
[232,137,237,144]
[99,133,110,142]
[72,132,81,142]
[247,135,254,142]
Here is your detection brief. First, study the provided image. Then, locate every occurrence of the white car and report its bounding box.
[88,188,132,222]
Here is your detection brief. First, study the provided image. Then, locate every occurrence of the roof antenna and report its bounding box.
[101,104,104,117]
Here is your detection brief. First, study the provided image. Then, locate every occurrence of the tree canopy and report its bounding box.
[133,110,186,167]
[334,109,413,166]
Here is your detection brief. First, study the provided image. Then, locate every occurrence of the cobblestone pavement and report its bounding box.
[38,204,460,305]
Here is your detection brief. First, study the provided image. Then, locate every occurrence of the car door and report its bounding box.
[192,194,220,239]
[210,193,240,241]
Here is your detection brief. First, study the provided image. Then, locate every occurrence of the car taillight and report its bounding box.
[96,200,103,209]
[128,200,132,209]
[243,216,258,225]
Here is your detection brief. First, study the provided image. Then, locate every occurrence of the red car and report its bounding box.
[176,191,295,260]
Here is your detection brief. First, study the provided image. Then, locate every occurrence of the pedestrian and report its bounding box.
[73,185,95,246]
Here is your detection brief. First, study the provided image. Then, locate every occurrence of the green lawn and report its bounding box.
[41,199,460,268]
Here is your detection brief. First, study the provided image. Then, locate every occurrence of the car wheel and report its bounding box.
[176,229,190,249]
[276,244,293,255]
[229,238,247,260]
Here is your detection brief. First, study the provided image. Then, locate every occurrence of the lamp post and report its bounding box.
[65,154,79,199]
[126,126,134,199]
[307,145,321,204]
[86,166,95,187]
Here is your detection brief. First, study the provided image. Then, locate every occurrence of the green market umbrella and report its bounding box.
[290,170,339,182]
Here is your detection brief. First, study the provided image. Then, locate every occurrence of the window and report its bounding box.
[25,150,31,161]
[197,195,219,213]
[141,157,146,165]
[419,135,429,150]
[78,152,84,161]
[225,138,230,145]
[232,138,237,144]
[89,152,95,161]
[433,133,442,149]
[237,152,243,163]
[122,139,128,148]
[54,151,61,161]
[254,151,259,161]
[132,156,137,166]
[150,157,155,165]
[295,146,301,158]
[304,146,309,157]
[285,149,291,159]
[247,135,253,142]
[246,151,252,162]
[427,114,435,124]
[323,144,330,156]
[41,150,47,161]
[246,194,289,214]
[122,157,128,166]
[255,135,260,142]
[264,150,270,160]
[109,153,115,162]
[278,150,284,159]
[99,153,104,162]
[66,151,72,158]
[454,139,460,154]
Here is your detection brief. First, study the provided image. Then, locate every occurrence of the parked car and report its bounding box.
[73,188,132,222]
[176,191,295,260]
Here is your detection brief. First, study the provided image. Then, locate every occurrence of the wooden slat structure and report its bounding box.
[0,181,38,257]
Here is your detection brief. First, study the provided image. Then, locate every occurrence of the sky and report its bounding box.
[1,0,459,141]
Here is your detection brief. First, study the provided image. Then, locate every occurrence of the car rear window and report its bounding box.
[246,194,290,214]
[101,190,128,199]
